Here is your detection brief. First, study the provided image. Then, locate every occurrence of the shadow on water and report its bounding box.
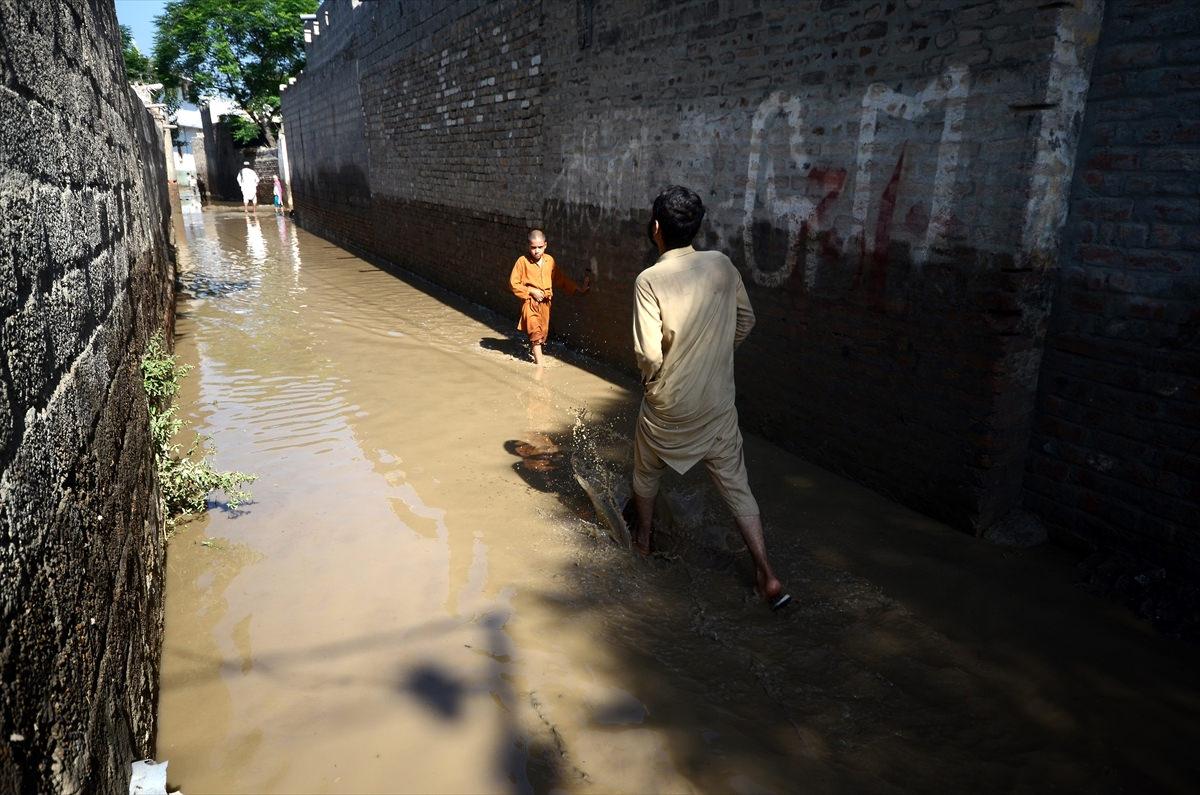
[312,230,632,388]
[480,336,530,362]
[398,611,570,793]
[473,353,1200,791]
[278,229,1200,792]
[502,437,582,511]
[166,608,570,792]
[507,387,1200,792]
[202,499,255,518]
[404,665,465,720]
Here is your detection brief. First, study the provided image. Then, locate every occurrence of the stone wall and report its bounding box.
[0,0,175,791]
[1027,0,1200,570]
[282,0,1105,536]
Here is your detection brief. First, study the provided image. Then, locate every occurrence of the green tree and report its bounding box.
[119,24,155,83]
[152,0,316,147]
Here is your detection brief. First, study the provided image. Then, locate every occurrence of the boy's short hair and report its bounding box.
[651,186,705,249]
[529,229,546,242]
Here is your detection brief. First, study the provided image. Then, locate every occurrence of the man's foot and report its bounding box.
[622,499,652,556]
[756,571,792,611]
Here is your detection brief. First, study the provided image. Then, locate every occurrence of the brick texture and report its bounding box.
[0,0,175,791]
[282,0,1105,535]
[1027,0,1200,570]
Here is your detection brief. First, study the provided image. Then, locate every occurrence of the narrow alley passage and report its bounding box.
[156,203,1200,794]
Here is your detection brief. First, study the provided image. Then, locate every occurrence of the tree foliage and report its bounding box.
[152,0,316,147]
[120,24,155,83]
[226,113,268,146]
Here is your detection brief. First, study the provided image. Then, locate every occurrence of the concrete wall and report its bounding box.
[1027,0,1200,569]
[282,0,1106,537]
[0,0,175,791]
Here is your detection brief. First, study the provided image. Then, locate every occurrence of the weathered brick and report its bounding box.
[1085,148,1141,171]
[1150,200,1200,224]
[1098,41,1162,71]
[1165,39,1200,65]
[1030,0,1200,575]
[1150,223,1200,250]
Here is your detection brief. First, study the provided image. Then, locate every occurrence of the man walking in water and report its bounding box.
[630,185,791,610]
[236,161,259,211]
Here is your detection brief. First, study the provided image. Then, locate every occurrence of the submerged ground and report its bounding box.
[155,203,1200,793]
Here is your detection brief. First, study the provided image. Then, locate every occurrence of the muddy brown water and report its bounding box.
[156,204,1200,794]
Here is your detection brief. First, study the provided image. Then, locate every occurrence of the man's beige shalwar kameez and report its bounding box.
[632,245,759,517]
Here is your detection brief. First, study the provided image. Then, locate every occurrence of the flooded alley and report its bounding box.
[155,205,1200,794]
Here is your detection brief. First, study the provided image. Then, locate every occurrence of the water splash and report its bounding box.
[569,409,632,550]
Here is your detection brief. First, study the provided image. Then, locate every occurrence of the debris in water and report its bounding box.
[129,759,169,795]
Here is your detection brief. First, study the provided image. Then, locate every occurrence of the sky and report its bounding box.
[115,0,169,54]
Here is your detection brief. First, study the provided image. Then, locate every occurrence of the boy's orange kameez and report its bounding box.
[509,254,580,344]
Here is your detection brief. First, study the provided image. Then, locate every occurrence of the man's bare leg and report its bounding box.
[531,343,544,366]
[733,514,785,603]
[633,492,655,555]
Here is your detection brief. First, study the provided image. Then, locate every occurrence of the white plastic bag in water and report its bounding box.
[129,758,168,795]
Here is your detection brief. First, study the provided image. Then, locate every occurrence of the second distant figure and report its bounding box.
[509,229,590,366]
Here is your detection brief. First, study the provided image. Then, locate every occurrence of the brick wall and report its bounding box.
[0,0,175,791]
[1027,0,1200,570]
[283,0,1104,535]
[286,0,546,299]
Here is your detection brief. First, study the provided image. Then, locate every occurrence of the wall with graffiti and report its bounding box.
[539,0,1103,532]
[284,0,1106,535]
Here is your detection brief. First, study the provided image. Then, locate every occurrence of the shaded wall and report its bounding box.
[0,0,175,792]
[1028,0,1200,570]
[282,0,1104,535]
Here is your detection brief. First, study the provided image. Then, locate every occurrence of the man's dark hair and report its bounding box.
[650,185,705,249]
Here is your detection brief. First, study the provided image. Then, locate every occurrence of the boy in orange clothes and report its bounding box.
[509,229,590,365]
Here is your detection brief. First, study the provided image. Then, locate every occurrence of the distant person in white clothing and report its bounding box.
[236,161,259,212]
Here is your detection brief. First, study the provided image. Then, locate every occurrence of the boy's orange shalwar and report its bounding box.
[509,254,580,345]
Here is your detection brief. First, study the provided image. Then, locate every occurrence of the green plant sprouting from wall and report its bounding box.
[142,332,255,529]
